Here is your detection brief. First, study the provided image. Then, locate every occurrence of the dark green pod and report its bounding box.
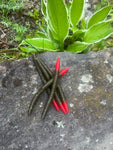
[31,55,61,115]
[39,58,66,103]
[41,71,59,119]
[31,55,65,117]
[57,84,66,102]
[35,57,50,81]
[28,76,54,115]
[32,54,47,83]
[34,56,62,105]
[39,59,53,77]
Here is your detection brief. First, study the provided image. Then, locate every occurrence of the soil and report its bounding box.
[0,0,42,50]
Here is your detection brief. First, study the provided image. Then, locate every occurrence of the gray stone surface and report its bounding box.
[0,49,113,150]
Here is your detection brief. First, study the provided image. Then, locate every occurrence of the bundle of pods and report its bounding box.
[28,54,69,119]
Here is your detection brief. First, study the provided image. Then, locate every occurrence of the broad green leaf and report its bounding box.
[36,31,47,38]
[82,45,92,54]
[19,38,58,51]
[47,0,69,45]
[88,5,113,28]
[70,0,84,28]
[47,27,59,44]
[19,46,39,53]
[26,31,47,39]
[41,0,46,17]
[66,2,72,10]
[48,20,59,41]
[66,1,72,12]
[66,41,89,53]
[81,18,86,29]
[65,1,72,21]
[83,20,113,44]
[71,30,86,42]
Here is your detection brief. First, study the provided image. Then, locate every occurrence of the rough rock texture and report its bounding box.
[0,49,113,150]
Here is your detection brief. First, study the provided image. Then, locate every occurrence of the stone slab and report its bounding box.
[0,49,113,150]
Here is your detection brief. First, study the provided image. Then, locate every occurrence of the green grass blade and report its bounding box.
[70,0,84,28]
[83,20,113,44]
[88,5,113,28]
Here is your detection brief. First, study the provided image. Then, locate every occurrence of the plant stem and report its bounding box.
[60,40,64,51]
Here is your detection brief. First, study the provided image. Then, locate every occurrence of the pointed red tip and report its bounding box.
[60,67,69,76]
[55,58,60,71]
[52,100,60,111]
[59,104,67,114]
[62,101,69,113]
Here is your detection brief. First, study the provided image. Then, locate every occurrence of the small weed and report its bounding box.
[0,0,24,16]
[95,0,110,11]
[29,8,40,20]
[0,0,27,43]
[1,17,28,42]
[0,48,30,62]
[1,17,12,28]
[13,24,28,41]
[28,7,46,31]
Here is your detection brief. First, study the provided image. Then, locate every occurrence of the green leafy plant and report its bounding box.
[0,0,24,16]
[28,7,46,29]
[13,24,28,41]
[19,0,113,54]
[1,17,12,28]
[95,0,110,11]
[1,17,28,42]
[29,8,40,20]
